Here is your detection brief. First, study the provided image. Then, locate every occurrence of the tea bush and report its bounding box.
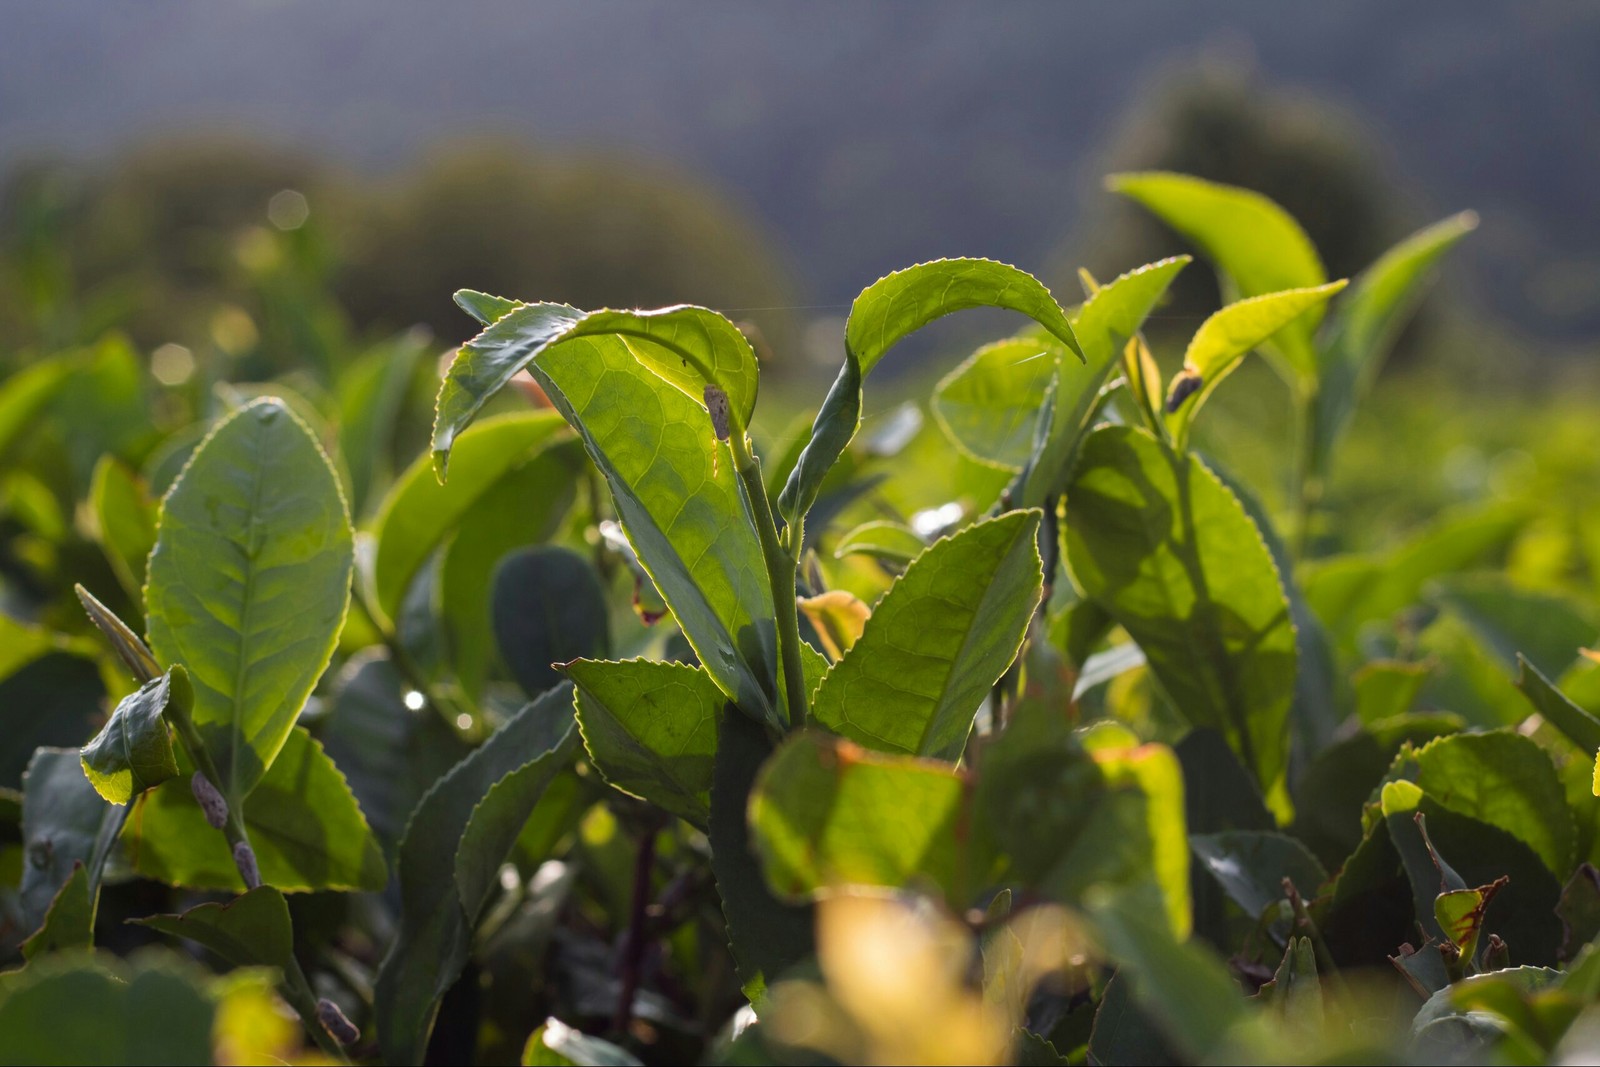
[5,171,1600,1065]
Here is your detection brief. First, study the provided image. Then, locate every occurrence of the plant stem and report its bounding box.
[728,427,809,730]
[280,956,353,1063]
[613,819,661,1035]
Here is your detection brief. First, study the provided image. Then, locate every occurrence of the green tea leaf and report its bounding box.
[709,709,814,1000]
[1108,172,1325,379]
[1189,831,1327,918]
[1391,730,1574,879]
[1557,864,1600,962]
[337,330,429,517]
[933,337,1060,469]
[0,355,80,467]
[127,726,386,893]
[439,438,583,699]
[1431,575,1597,678]
[450,311,780,728]
[0,951,216,1066]
[493,547,611,699]
[0,652,106,791]
[88,457,157,600]
[80,666,188,805]
[750,731,969,901]
[1436,877,1506,960]
[1310,212,1477,478]
[1516,655,1600,759]
[372,409,571,626]
[133,885,294,973]
[1063,425,1296,805]
[436,301,762,465]
[1020,256,1189,511]
[779,258,1082,530]
[375,683,577,1066]
[522,1018,644,1066]
[1164,282,1346,446]
[831,520,927,565]
[144,398,354,805]
[1083,887,1250,1062]
[19,748,123,939]
[20,863,94,959]
[569,658,721,826]
[811,509,1043,759]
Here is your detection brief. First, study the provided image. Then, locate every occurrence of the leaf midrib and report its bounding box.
[228,420,269,804]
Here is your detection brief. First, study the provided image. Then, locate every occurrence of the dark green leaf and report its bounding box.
[0,652,105,791]
[21,864,93,959]
[447,312,780,728]
[19,748,123,939]
[0,951,216,1066]
[440,438,583,699]
[1189,831,1327,918]
[1557,864,1600,962]
[145,398,354,805]
[493,547,610,699]
[126,726,386,893]
[569,658,720,825]
[1430,574,1596,678]
[133,885,294,973]
[1087,972,1181,1067]
[337,330,429,517]
[80,667,189,805]
[372,409,571,626]
[1516,655,1600,759]
[1353,660,1433,725]
[1063,425,1296,806]
[709,709,813,1001]
[779,258,1082,529]
[811,509,1043,759]
[375,683,577,1066]
[88,456,157,600]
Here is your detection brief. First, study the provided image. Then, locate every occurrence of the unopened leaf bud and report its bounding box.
[232,840,261,889]
[704,385,731,441]
[191,771,228,830]
[317,998,360,1046]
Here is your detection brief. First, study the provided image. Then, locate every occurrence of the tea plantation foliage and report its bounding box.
[4,173,1599,1065]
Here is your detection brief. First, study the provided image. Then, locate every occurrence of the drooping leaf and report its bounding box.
[144,398,354,805]
[1163,282,1347,446]
[811,509,1043,759]
[1189,831,1327,919]
[831,519,926,565]
[372,409,571,626]
[1018,256,1189,506]
[1108,172,1326,379]
[1063,425,1296,806]
[374,683,577,1066]
[796,590,871,661]
[445,311,780,728]
[569,658,721,826]
[1310,211,1478,478]
[435,301,762,465]
[0,951,216,1066]
[492,546,611,699]
[133,885,295,973]
[708,709,814,1001]
[932,336,1061,469]
[126,725,386,893]
[779,258,1082,530]
[88,456,157,599]
[440,438,584,698]
[19,748,123,939]
[79,667,189,805]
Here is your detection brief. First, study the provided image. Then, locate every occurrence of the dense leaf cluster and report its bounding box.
[7,171,1599,1067]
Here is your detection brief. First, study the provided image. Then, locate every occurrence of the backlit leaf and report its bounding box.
[79,666,188,805]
